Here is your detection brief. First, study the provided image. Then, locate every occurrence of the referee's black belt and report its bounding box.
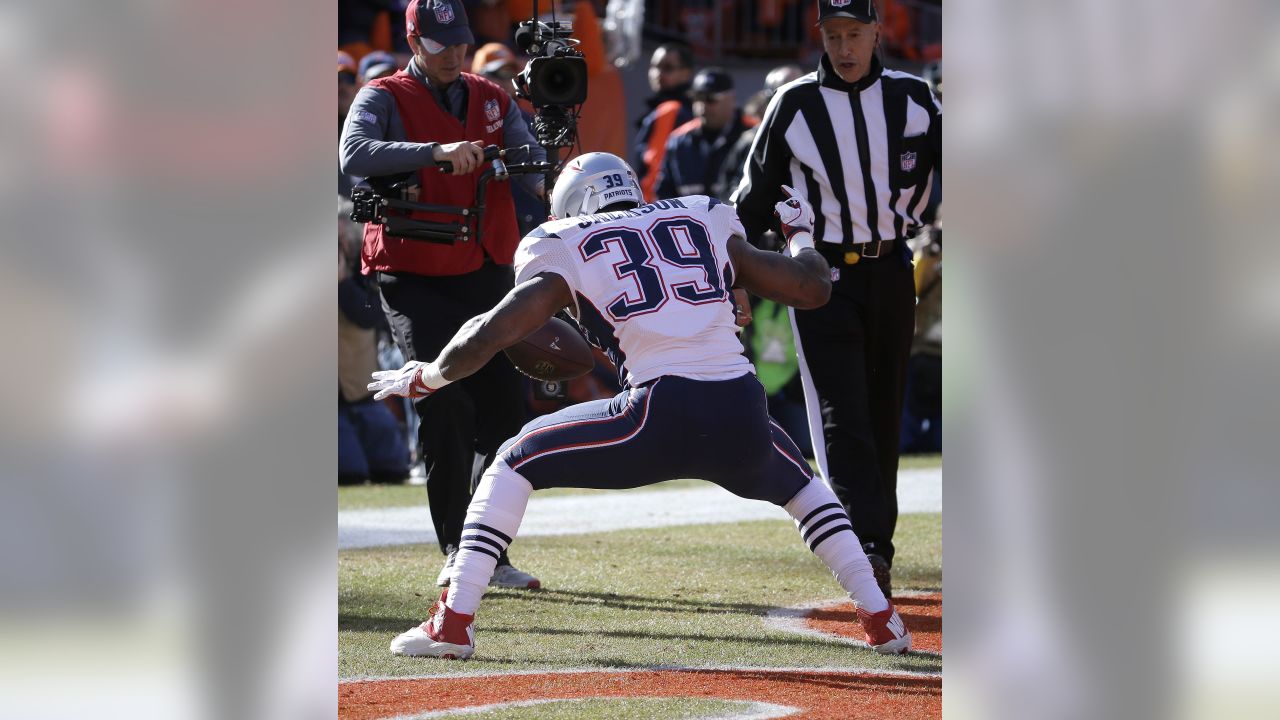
[817,239,896,266]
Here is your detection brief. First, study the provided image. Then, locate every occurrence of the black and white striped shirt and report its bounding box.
[733,55,941,251]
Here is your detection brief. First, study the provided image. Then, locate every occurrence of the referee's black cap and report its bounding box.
[816,0,878,25]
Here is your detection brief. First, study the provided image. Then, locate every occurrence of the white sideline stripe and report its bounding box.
[763,596,942,661]
[342,663,941,683]
[340,468,940,550]
[385,697,798,720]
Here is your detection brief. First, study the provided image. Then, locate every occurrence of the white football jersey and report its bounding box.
[514,195,755,387]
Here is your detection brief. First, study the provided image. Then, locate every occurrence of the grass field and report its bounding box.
[339,456,941,718]
[338,454,940,511]
[340,519,941,677]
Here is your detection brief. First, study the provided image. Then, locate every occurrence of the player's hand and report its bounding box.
[773,185,814,240]
[368,360,436,400]
[732,288,753,328]
[433,140,485,175]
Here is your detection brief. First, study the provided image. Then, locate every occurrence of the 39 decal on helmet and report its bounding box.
[549,152,644,219]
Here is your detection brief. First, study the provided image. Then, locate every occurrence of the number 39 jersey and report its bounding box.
[514,195,754,387]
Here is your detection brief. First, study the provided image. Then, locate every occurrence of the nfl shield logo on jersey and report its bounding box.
[484,99,501,122]
[900,151,917,172]
[434,0,454,24]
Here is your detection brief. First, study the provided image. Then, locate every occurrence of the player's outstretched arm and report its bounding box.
[369,272,575,400]
[368,274,572,400]
[367,274,572,401]
[728,235,831,309]
[435,272,575,383]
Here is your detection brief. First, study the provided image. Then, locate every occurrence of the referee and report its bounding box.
[733,0,941,597]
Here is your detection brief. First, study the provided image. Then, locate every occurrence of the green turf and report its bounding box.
[417,697,760,720]
[339,514,940,678]
[339,479,710,511]
[339,454,940,511]
[900,453,942,470]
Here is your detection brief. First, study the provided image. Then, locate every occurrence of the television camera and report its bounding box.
[513,6,588,152]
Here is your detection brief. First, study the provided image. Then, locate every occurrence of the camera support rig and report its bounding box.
[350,145,555,245]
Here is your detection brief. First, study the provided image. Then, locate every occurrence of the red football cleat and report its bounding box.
[856,602,912,655]
[389,589,476,659]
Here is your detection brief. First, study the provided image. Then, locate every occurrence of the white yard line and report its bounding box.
[340,468,940,550]
[384,697,799,720]
[762,592,942,660]
[342,663,941,683]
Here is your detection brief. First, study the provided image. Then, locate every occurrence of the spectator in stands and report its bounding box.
[900,220,941,453]
[339,202,411,485]
[471,42,547,237]
[471,42,520,97]
[922,60,942,101]
[340,0,410,61]
[719,64,806,204]
[339,51,359,124]
[633,43,694,201]
[876,0,920,61]
[359,49,398,84]
[654,68,757,201]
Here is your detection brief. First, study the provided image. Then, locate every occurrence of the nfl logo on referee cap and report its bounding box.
[900,151,917,172]
[819,0,877,23]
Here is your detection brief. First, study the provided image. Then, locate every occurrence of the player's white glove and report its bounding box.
[368,360,448,400]
[773,185,815,256]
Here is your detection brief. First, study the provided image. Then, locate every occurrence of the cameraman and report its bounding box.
[339,0,542,589]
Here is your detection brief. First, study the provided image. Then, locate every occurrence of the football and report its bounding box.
[503,317,595,382]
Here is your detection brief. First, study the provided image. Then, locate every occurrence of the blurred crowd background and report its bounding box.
[337,0,943,486]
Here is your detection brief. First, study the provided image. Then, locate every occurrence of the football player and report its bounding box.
[369,152,912,659]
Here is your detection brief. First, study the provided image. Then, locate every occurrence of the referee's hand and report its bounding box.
[433,140,485,175]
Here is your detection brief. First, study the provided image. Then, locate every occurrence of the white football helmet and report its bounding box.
[550,152,644,219]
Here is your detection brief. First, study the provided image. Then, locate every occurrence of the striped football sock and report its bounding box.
[446,459,534,616]
[784,477,889,613]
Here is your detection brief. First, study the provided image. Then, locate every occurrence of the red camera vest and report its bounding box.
[361,71,519,277]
